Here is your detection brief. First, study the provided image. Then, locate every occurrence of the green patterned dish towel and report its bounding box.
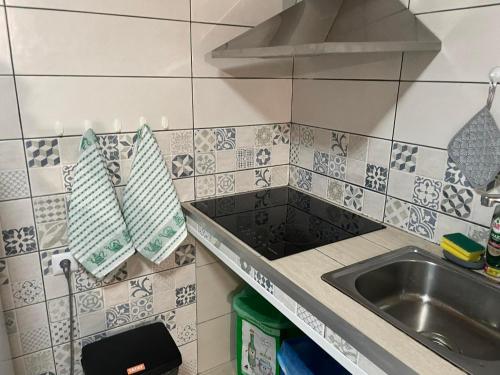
[123,125,187,264]
[68,129,135,278]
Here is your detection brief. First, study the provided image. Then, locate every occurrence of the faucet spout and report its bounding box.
[481,193,500,207]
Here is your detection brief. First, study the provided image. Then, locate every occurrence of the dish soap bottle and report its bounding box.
[485,206,500,278]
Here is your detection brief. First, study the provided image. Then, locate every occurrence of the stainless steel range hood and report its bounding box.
[212,0,441,58]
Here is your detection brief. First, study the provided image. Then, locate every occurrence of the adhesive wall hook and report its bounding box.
[489,66,500,86]
[114,119,122,133]
[161,116,169,130]
[139,116,147,127]
[84,120,92,131]
[55,121,63,137]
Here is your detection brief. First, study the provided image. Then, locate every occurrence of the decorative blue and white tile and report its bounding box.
[365,164,388,193]
[297,168,312,191]
[216,173,235,195]
[106,161,121,185]
[50,318,80,346]
[299,127,314,148]
[194,129,216,153]
[47,296,75,323]
[176,284,196,307]
[130,296,154,321]
[12,279,44,307]
[328,155,346,179]
[53,341,83,375]
[37,221,67,250]
[255,126,273,148]
[20,325,51,354]
[326,179,344,204]
[23,348,56,375]
[440,184,473,219]
[171,130,193,155]
[97,135,119,161]
[235,148,254,170]
[4,310,17,334]
[325,327,358,364]
[195,175,215,198]
[444,157,471,187]
[253,270,274,294]
[0,170,29,200]
[408,205,437,240]
[81,333,107,347]
[40,247,69,276]
[255,148,271,166]
[2,226,37,256]
[76,289,104,314]
[296,304,325,336]
[172,154,194,178]
[195,152,216,175]
[390,143,418,172]
[331,131,348,157]
[272,123,290,145]
[412,176,442,209]
[290,144,299,165]
[215,128,236,150]
[255,168,272,188]
[105,303,131,329]
[175,244,196,266]
[313,151,329,174]
[343,184,363,212]
[129,276,153,299]
[155,310,176,332]
[73,266,103,293]
[384,197,410,230]
[290,124,300,145]
[239,258,253,276]
[25,139,60,168]
[118,133,138,159]
[33,195,67,224]
[62,164,76,192]
[177,323,197,346]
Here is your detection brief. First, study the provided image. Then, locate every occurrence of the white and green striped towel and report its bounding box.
[68,129,134,278]
[123,125,187,264]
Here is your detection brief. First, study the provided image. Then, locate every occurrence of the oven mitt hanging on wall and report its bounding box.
[68,129,134,278]
[123,125,187,264]
[448,106,500,188]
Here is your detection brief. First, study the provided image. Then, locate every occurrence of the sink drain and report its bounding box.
[419,331,458,353]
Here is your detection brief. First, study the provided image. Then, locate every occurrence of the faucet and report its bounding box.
[481,193,500,207]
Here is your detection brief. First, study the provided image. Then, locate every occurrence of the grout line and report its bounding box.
[383,52,405,221]
[413,2,500,15]
[292,121,393,142]
[3,4,254,28]
[3,5,57,367]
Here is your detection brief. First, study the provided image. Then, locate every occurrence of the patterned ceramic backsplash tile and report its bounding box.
[289,123,496,246]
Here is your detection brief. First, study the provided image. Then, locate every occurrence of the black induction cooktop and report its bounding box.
[191,187,385,260]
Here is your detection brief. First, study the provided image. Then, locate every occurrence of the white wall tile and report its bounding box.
[17,77,193,137]
[294,53,402,80]
[191,0,290,26]
[395,81,499,149]
[410,0,500,13]
[0,9,11,74]
[6,0,190,20]
[191,23,292,78]
[197,313,235,373]
[8,8,191,76]
[0,76,21,139]
[292,79,398,139]
[403,6,500,82]
[193,78,292,128]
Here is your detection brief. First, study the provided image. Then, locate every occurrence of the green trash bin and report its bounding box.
[233,287,298,375]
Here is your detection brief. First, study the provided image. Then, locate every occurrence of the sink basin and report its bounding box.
[321,247,500,374]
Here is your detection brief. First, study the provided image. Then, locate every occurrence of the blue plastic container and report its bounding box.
[277,336,350,375]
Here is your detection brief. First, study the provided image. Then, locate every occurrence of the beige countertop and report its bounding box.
[259,226,466,375]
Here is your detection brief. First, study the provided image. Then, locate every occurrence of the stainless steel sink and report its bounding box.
[322,247,500,374]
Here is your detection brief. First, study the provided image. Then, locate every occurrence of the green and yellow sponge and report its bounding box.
[440,233,485,262]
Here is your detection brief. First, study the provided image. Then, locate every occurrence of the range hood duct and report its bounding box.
[212,0,441,58]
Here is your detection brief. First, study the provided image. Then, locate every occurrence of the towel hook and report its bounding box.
[84,120,92,131]
[161,116,169,130]
[114,118,122,133]
[139,116,147,127]
[487,66,500,110]
[55,120,63,137]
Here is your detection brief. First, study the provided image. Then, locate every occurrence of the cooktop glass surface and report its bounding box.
[191,187,385,260]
